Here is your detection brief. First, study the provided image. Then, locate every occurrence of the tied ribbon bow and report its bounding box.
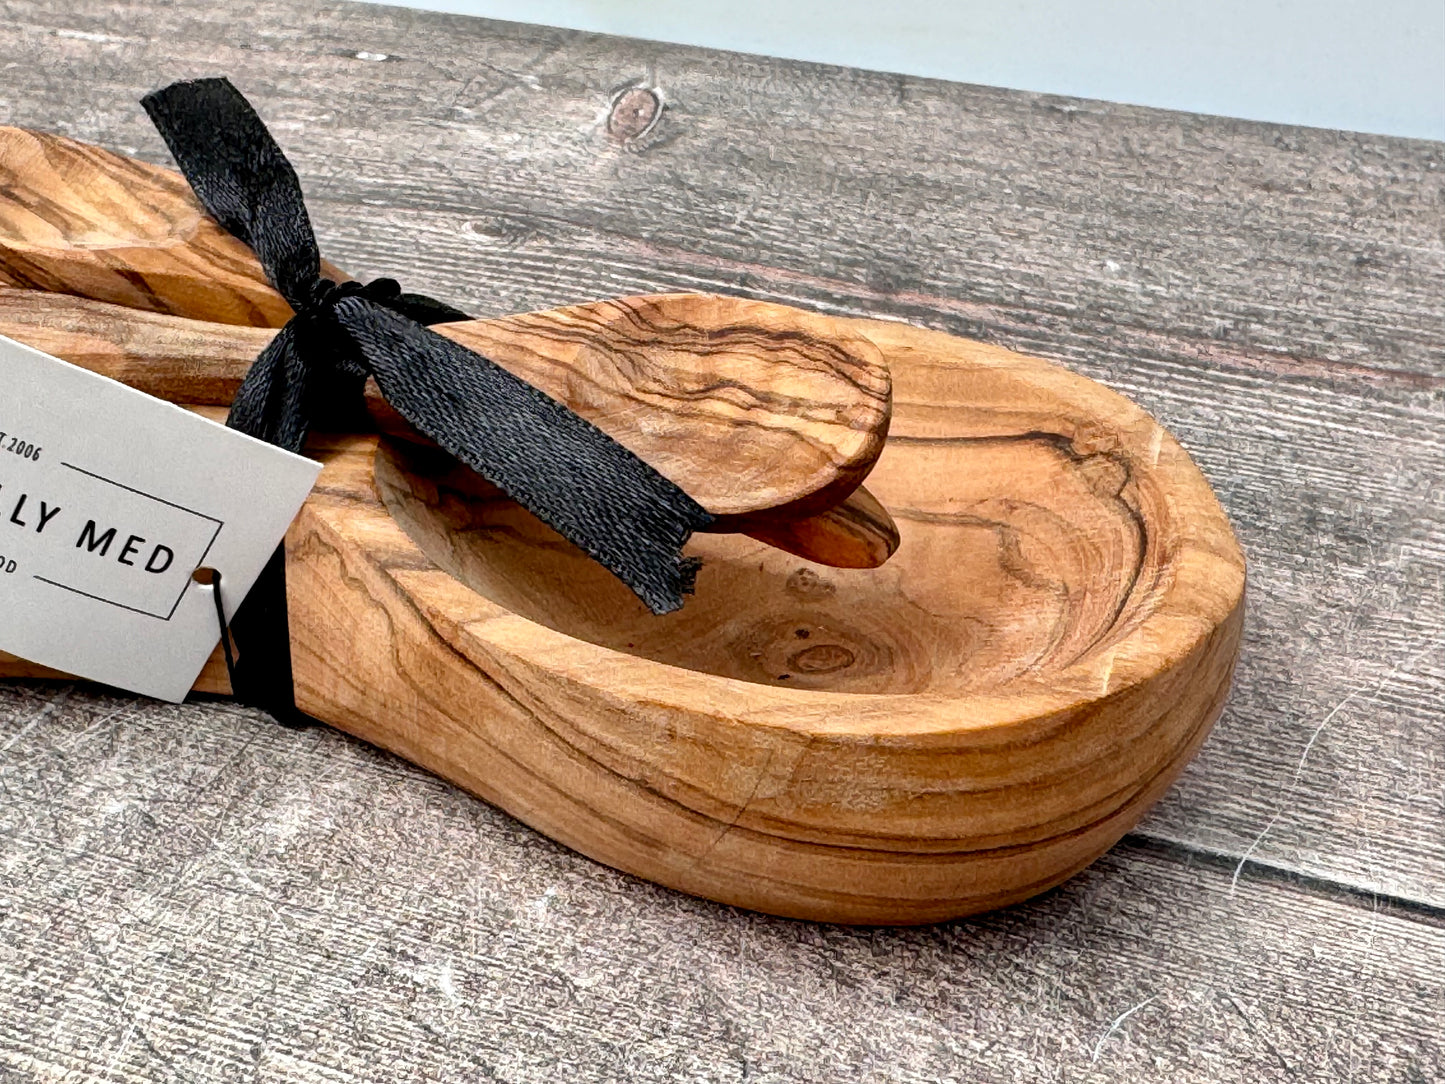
[141,78,712,722]
[232,275,472,449]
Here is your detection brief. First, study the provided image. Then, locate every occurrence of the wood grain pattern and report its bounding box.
[0,302,1244,915]
[265,315,1239,923]
[438,293,891,520]
[0,283,272,399]
[0,0,1439,1076]
[0,309,1247,918]
[0,125,899,554]
[736,481,898,568]
[4,683,1440,1083]
[0,126,296,326]
[0,285,897,563]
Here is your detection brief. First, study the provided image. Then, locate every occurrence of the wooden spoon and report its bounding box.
[0,286,898,566]
[0,126,300,324]
[0,127,897,566]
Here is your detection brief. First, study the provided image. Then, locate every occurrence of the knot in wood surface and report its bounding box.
[608,86,661,142]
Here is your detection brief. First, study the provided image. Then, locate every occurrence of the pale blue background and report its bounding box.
[368,0,1445,140]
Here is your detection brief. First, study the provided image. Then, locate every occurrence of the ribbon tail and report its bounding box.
[223,545,309,727]
[142,77,321,303]
[337,298,713,614]
[211,325,307,723]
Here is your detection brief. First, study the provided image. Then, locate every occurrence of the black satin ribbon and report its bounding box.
[141,78,711,722]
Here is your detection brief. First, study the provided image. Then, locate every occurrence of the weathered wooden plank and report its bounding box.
[0,0,1438,910]
[2,1,1439,378]
[0,685,1441,1084]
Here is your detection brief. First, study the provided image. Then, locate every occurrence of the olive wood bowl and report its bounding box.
[3,303,1242,922]
[205,307,1242,925]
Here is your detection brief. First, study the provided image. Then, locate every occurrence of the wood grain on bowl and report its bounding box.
[0,131,1246,923]
[0,126,299,326]
[14,316,1233,924]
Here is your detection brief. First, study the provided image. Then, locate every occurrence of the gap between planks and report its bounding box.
[1122,834,1445,929]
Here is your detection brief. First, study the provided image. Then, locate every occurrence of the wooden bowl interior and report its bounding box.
[375,341,1173,698]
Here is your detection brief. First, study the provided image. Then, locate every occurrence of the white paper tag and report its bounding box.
[0,333,321,702]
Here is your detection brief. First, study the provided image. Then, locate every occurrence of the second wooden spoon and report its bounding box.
[0,286,899,567]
